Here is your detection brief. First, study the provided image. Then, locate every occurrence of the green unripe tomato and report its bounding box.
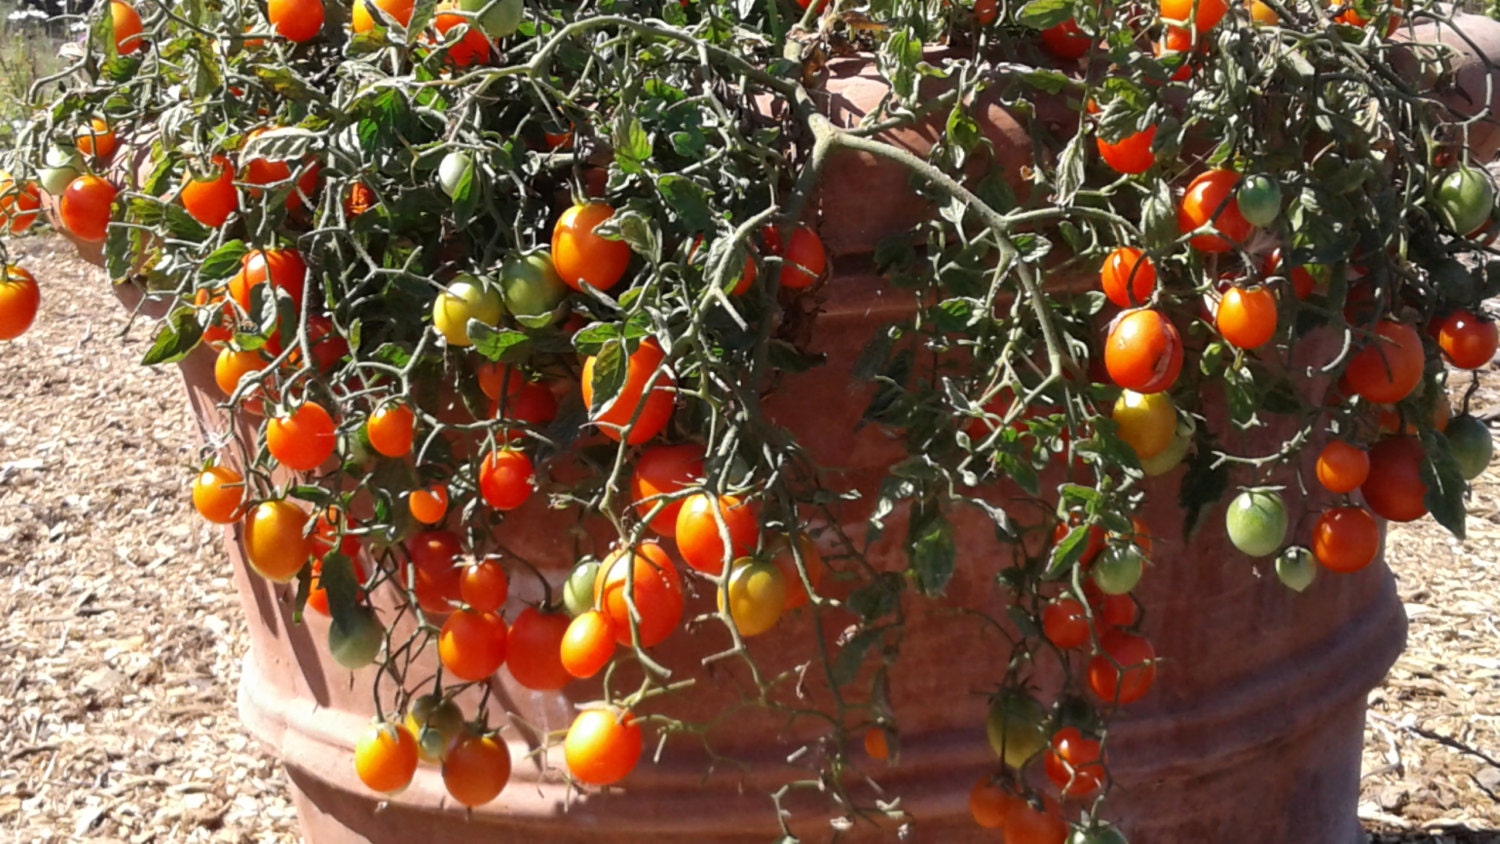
[406,694,465,764]
[1092,543,1145,595]
[1275,546,1316,593]
[1224,490,1288,558]
[432,274,503,347]
[562,559,601,618]
[328,606,384,670]
[985,692,1048,769]
[459,0,523,38]
[1435,166,1496,235]
[38,144,84,196]
[1139,415,1195,476]
[1236,174,1282,227]
[437,150,474,200]
[500,251,569,322]
[1446,414,1494,480]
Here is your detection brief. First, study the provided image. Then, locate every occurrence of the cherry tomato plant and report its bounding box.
[3,0,1498,839]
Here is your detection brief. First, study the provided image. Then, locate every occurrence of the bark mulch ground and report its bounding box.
[1,234,1496,842]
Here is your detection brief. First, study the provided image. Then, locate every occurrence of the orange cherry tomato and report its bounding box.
[1434,309,1498,369]
[1312,506,1380,573]
[459,559,509,612]
[594,542,684,647]
[267,401,337,471]
[354,722,418,794]
[0,265,40,340]
[442,732,510,807]
[564,708,642,786]
[1087,630,1156,704]
[351,0,414,33]
[59,175,117,242]
[1343,321,1425,404]
[1097,126,1157,176]
[673,493,759,576]
[267,0,325,42]
[631,443,705,537]
[478,449,534,510]
[1099,246,1157,308]
[433,4,491,66]
[0,178,41,235]
[1179,169,1253,252]
[1161,0,1228,32]
[1316,440,1370,494]
[505,607,572,691]
[580,337,676,444]
[1104,308,1183,393]
[76,118,116,161]
[110,1,145,54]
[1215,285,1278,349]
[1039,18,1091,59]
[366,402,415,458]
[408,483,449,524]
[229,248,308,313]
[560,609,617,679]
[1361,435,1428,522]
[192,465,245,524]
[438,609,508,681]
[552,203,631,292]
[244,499,313,582]
[181,156,239,227]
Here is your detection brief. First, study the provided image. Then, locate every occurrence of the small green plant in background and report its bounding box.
[0,2,67,147]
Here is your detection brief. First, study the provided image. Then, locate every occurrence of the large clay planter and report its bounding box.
[75,15,1500,841]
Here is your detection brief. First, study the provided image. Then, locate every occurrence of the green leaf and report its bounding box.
[320,551,363,633]
[1053,134,1086,206]
[613,114,652,175]
[1017,0,1074,30]
[832,627,884,685]
[140,308,205,366]
[587,338,628,415]
[1422,432,1468,540]
[469,322,532,362]
[656,175,714,233]
[572,321,622,356]
[200,240,249,281]
[908,504,956,596]
[1178,438,1229,540]
[1045,523,1090,578]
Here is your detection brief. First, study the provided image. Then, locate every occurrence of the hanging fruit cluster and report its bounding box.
[2,0,1495,839]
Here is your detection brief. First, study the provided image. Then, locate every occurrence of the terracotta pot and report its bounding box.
[84,20,1500,839]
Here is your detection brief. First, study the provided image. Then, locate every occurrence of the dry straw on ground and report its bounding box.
[0,234,1495,842]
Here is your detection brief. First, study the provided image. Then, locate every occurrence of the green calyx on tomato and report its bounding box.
[500,251,569,325]
[432,274,504,347]
[985,692,1048,769]
[1435,166,1496,235]
[458,0,523,38]
[1224,489,1288,557]
[1274,546,1316,593]
[1446,414,1493,480]
[1236,174,1282,227]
